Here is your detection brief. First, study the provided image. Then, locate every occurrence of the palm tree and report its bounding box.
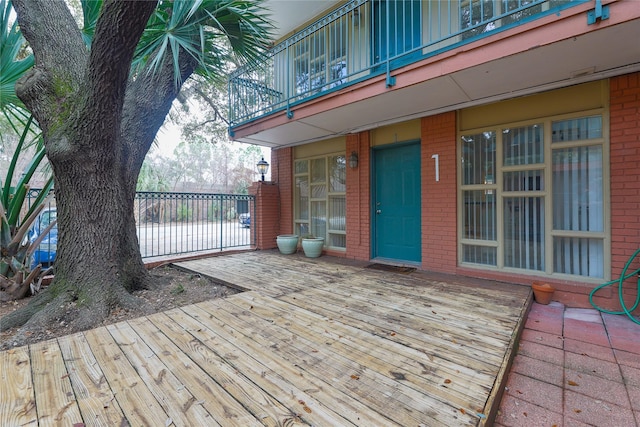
[0,0,55,301]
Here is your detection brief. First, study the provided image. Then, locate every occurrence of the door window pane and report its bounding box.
[295,160,308,174]
[329,234,346,248]
[311,184,327,198]
[311,201,327,238]
[329,155,346,192]
[552,116,602,142]
[503,124,543,166]
[311,158,326,183]
[461,131,496,185]
[463,244,496,265]
[552,146,603,232]
[503,170,544,192]
[553,237,604,278]
[462,190,496,240]
[503,197,545,271]
[328,195,346,231]
[295,176,309,220]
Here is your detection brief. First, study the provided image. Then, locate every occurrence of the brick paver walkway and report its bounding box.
[497,302,640,426]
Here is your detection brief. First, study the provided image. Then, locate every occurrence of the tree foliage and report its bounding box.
[0,0,57,301]
[139,140,264,193]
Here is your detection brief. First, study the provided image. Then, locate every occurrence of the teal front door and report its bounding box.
[373,143,421,262]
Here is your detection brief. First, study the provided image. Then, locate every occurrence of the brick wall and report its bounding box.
[345,132,371,261]
[609,71,640,312]
[248,181,280,250]
[421,112,458,273]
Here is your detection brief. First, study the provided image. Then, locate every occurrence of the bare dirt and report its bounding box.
[0,265,239,350]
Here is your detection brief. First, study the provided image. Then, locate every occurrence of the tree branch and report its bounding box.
[12,0,85,80]
[85,0,158,125]
[12,0,86,129]
[120,49,199,186]
[192,86,230,126]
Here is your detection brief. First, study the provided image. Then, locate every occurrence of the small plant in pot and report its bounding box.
[301,234,324,258]
[276,234,299,255]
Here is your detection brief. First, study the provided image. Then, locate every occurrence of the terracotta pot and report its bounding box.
[532,282,555,305]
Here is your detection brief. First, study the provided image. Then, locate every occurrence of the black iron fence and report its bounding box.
[135,191,255,258]
[26,189,256,260]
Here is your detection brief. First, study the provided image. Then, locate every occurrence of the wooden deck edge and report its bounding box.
[169,263,251,293]
[143,248,257,270]
[480,289,534,427]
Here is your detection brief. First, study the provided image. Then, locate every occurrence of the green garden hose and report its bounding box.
[589,247,640,325]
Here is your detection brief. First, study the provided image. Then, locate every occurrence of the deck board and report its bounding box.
[0,251,531,426]
[286,284,512,364]
[169,305,362,426]
[29,340,83,426]
[83,326,171,426]
[192,298,424,426]
[202,294,481,425]
[105,321,217,426]
[0,345,37,426]
[142,311,300,426]
[57,333,127,426]
[226,292,491,409]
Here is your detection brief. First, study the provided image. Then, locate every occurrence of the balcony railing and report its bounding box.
[229,0,586,128]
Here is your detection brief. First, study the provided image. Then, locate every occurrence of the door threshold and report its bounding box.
[370,257,421,268]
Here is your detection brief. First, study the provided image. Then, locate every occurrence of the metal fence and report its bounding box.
[26,189,256,260]
[135,191,255,258]
[229,0,585,126]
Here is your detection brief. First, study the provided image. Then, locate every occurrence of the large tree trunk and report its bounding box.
[47,141,148,327]
[2,0,196,342]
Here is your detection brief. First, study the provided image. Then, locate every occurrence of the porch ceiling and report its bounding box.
[266,0,341,40]
[233,18,640,148]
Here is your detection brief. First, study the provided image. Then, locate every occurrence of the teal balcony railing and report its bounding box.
[229,0,586,128]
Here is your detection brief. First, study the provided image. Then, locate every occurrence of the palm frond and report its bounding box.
[0,0,34,111]
[80,0,102,46]
[133,0,274,87]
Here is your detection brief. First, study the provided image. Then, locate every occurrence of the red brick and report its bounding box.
[421,112,457,273]
[345,132,371,261]
[249,181,280,250]
[609,72,640,313]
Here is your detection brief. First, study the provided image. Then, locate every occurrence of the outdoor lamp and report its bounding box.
[349,151,358,169]
[257,157,269,181]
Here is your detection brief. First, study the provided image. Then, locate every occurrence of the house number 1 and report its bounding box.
[431,154,440,182]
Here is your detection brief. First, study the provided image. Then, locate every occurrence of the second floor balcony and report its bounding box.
[228,0,640,145]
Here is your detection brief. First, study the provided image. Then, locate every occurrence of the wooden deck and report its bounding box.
[1,251,531,426]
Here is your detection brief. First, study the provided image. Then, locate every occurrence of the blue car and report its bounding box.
[238,212,250,228]
[28,208,57,270]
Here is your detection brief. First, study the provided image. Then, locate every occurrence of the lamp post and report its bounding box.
[257,157,269,182]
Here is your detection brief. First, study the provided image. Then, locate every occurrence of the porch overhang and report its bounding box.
[230,2,640,148]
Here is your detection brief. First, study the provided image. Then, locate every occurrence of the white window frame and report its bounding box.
[294,153,347,250]
[457,109,610,282]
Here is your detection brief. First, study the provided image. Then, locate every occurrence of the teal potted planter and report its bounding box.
[276,234,299,254]
[301,236,324,258]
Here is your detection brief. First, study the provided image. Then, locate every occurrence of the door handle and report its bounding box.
[376,209,382,214]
